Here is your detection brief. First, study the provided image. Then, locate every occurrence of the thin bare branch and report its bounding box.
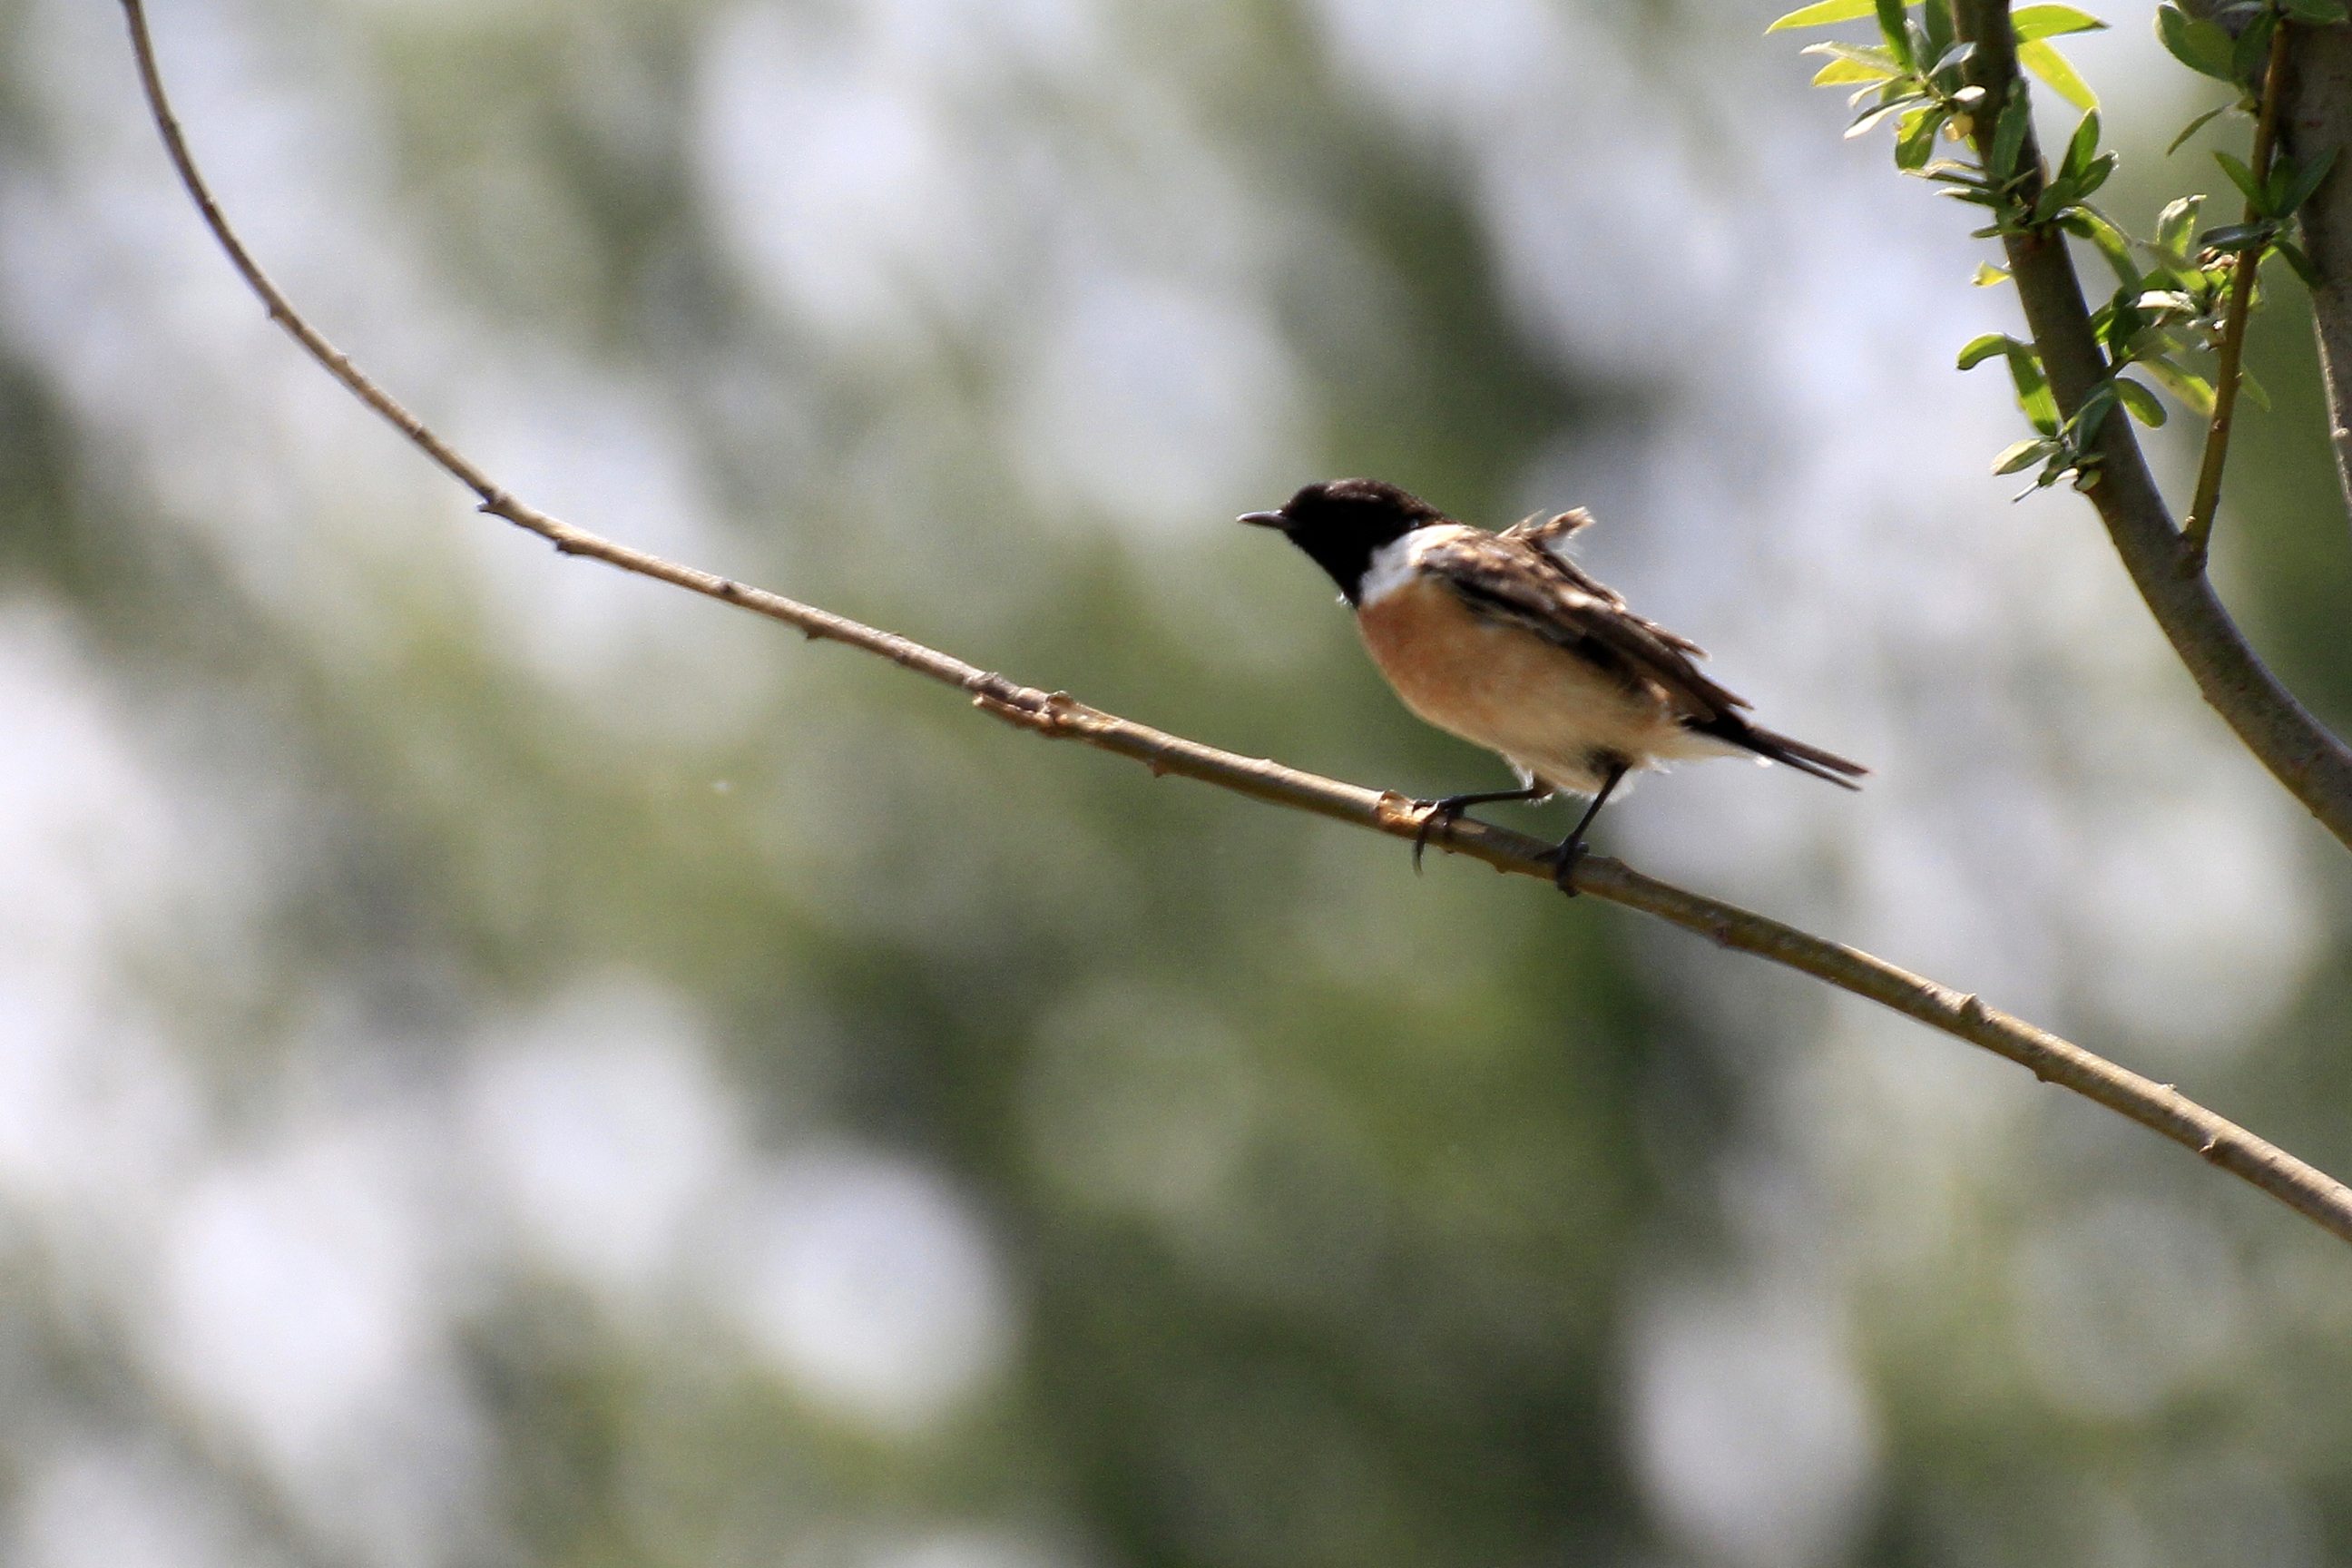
[118,0,2352,1245]
[1954,0,2352,854]
[2276,20,2352,547]
[2181,19,2295,572]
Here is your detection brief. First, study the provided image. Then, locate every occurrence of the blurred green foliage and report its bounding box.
[1,2,2350,1566]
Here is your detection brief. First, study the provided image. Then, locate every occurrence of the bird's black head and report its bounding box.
[1238,478,1448,604]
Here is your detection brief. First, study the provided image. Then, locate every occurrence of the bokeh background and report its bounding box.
[4,0,2352,1563]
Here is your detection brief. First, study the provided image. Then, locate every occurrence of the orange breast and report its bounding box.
[1356,577,1532,736]
[1354,576,1687,790]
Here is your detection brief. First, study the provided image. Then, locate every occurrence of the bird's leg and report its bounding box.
[1411,783,1549,873]
[1538,762,1626,896]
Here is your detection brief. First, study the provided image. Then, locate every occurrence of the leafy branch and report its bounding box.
[2269,18,2352,547]
[113,0,2352,1243]
[1770,0,2107,122]
[1779,2,2172,494]
[1774,0,2352,857]
[2169,4,2341,571]
[2124,2,2339,573]
[1784,0,2341,540]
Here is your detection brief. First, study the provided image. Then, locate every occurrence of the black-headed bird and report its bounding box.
[1240,478,1866,889]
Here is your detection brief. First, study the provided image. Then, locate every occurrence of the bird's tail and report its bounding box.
[1691,715,1868,790]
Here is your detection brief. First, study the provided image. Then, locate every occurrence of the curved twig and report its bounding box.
[2181,17,2295,571]
[2274,19,2352,548]
[1954,0,2352,855]
[117,0,2352,1245]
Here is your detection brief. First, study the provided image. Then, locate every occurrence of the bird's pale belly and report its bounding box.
[1354,576,1724,795]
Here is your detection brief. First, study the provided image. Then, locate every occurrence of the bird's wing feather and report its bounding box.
[1496,510,1710,655]
[1417,530,1749,721]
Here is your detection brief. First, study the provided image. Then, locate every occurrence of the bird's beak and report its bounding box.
[1237,510,1289,530]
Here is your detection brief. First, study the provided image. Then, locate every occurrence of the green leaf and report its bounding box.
[2155,193,2206,256]
[2232,8,2276,83]
[2274,238,2322,287]
[2129,300,2194,344]
[1849,93,1930,137]
[2266,161,2294,216]
[2280,0,2349,23]
[2199,220,2275,250]
[2166,104,2232,155]
[1968,338,2063,434]
[2032,181,2074,226]
[1926,41,1978,87]
[1972,261,2012,286]
[2273,145,2340,220]
[1992,86,2034,181]
[2073,206,2140,288]
[2150,259,2209,294]
[1956,332,2016,369]
[1876,0,1916,66]
[1922,0,1955,64]
[1803,39,1906,68]
[1768,0,1910,31]
[2155,4,2239,80]
[2014,353,2061,435]
[1992,438,2058,474]
[1906,15,1936,71]
[1895,105,1947,168]
[2012,5,2109,41]
[2214,150,2270,212]
[2112,377,2167,426]
[2072,383,2119,445]
[1962,337,2062,436]
[2089,289,2141,358]
[2019,39,2098,110]
[2141,357,2216,417]
[2239,363,2270,411]
[2120,322,2179,362]
[1814,55,1899,83]
[2061,109,2102,182]
[2073,152,2117,201]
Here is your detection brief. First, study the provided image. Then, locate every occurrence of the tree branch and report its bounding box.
[2181,18,2295,571]
[117,0,2352,1245]
[1955,0,2352,854]
[2277,19,2352,546]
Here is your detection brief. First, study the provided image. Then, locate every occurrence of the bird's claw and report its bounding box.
[1536,838,1590,897]
[1410,787,1550,874]
[1410,798,1465,876]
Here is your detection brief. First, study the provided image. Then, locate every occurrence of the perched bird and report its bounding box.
[1240,478,1866,890]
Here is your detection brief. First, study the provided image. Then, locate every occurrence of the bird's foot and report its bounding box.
[1408,785,1550,874]
[1536,837,1591,897]
[1411,796,1475,875]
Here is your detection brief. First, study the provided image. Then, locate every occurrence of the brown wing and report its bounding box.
[1500,507,1598,551]
[1416,527,1750,722]
[1497,509,1711,655]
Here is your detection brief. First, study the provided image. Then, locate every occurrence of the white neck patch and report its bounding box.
[1356,525,1459,607]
